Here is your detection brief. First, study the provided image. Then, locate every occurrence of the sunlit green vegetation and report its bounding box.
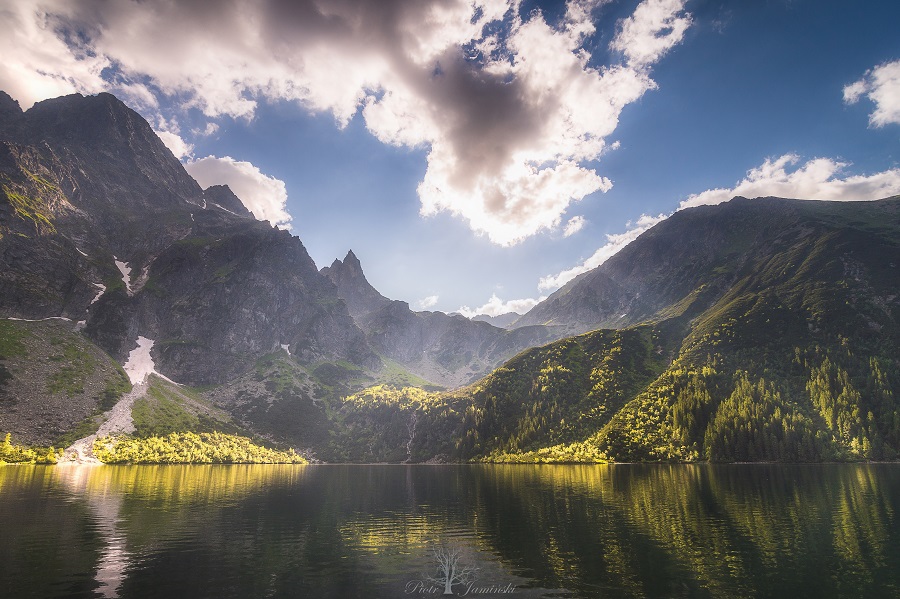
[478,441,607,463]
[1,186,56,234]
[0,319,28,358]
[92,432,306,464]
[0,433,61,464]
[325,286,900,463]
[1,166,61,235]
[132,376,240,437]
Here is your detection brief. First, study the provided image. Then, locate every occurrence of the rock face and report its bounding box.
[203,184,254,218]
[320,250,391,320]
[0,91,376,385]
[0,89,565,397]
[321,250,560,388]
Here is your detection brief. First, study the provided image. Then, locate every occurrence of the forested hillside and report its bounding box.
[327,197,900,463]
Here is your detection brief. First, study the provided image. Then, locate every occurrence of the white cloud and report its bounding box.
[539,213,667,290]
[155,130,193,161]
[3,0,693,246]
[417,295,439,310]
[844,59,900,127]
[185,156,292,228]
[563,215,587,237]
[194,122,219,137]
[610,0,692,68]
[679,154,900,209]
[457,293,547,318]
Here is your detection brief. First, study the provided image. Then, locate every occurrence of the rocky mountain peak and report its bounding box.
[0,91,22,124]
[203,184,253,218]
[321,250,390,319]
[343,249,362,271]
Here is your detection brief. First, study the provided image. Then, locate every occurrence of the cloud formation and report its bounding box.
[155,130,193,161]
[2,0,692,245]
[457,293,547,318]
[563,215,587,237]
[679,154,900,209]
[539,213,667,290]
[186,156,292,228]
[610,0,693,67]
[0,3,107,109]
[417,295,439,310]
[844,59,900,128]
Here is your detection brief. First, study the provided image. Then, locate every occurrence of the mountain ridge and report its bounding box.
[0,91,377,385]
[321,247,562,388]
[2,90,899,463]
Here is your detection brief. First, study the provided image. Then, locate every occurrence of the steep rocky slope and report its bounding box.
[0,91,376,387]
[3,89,898,463]
[0,318,130,445]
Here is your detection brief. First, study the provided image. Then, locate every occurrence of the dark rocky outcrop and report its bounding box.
[0,92,376,385]
[320,250,391,320]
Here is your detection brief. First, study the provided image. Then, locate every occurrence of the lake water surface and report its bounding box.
[1,464,899,598]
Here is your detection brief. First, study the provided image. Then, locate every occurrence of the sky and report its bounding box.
[2,0,899,316]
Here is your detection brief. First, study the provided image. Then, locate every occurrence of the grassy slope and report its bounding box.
[0,318,131,446]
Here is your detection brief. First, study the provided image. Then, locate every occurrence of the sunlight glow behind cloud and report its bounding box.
[1,0,692,246]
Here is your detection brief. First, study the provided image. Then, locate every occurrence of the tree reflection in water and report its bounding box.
[0,464,898,598]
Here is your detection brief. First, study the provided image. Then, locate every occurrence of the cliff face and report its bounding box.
[0,91,375,385]
[320,250,391,320]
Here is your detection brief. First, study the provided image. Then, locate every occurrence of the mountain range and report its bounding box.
[1,91,898,463]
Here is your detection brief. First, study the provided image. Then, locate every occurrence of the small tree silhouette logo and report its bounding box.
[428,543,478,595]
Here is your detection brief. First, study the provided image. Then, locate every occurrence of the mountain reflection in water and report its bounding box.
[0,464,898,598]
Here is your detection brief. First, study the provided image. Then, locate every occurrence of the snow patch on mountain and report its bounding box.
[211,202,240,216]
[7,316,72,322]
[90,283,106,305]
[123,336,179,385]
[113,256,132,294]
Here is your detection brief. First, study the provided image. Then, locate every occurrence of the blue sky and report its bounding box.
[3,0,900,316]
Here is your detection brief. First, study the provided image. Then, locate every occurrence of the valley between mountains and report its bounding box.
[1,91,899,463]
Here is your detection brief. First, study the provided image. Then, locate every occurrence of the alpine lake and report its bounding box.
[1,463,899,598]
